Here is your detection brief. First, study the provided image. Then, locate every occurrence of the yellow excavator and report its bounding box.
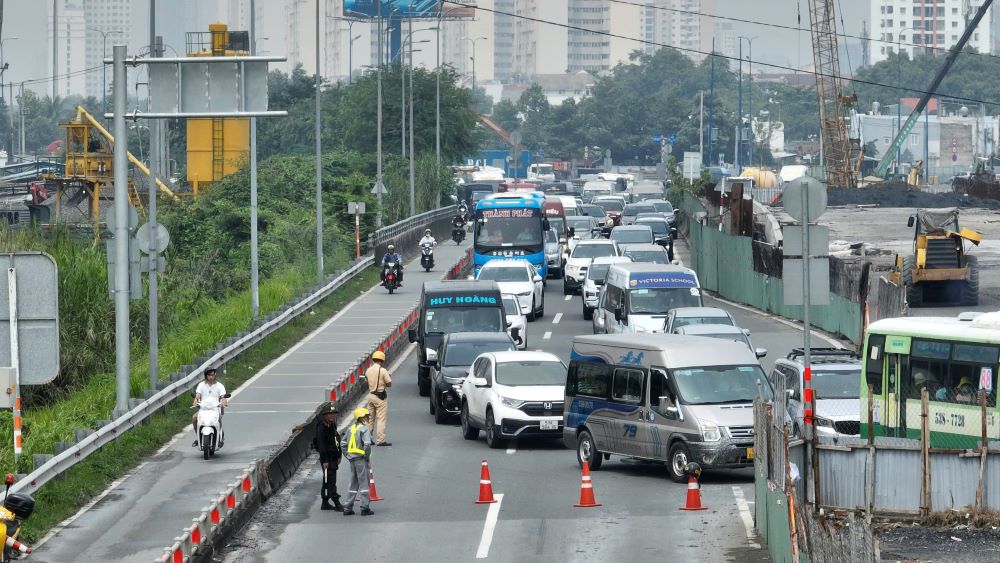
[889,208,982,306]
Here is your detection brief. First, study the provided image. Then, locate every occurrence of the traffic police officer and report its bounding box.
[342,408,374,516]
[315,403,344,511]
[365,351,393,446]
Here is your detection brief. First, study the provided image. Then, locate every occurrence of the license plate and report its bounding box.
[540,419,558,430]
[746,447,754,459]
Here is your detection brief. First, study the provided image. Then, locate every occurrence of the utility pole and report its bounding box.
[314,0,323,282]
[435,21,441,207]
[147,0,160,390]
[250,0,260,318]
[112,45,129,415]
[699,91,704,162]
[376,1,384,227]
[52,0,57,99]
[408,12,415,217]
[708,40,715,167]
[401,33,406,157]
[737,40,743,171]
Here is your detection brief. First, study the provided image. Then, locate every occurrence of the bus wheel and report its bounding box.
[577,430,603,470]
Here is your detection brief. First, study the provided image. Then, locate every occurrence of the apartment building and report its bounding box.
[869,0,995,63]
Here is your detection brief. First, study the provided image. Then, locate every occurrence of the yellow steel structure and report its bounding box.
[45,105,177,225]
[185,23,250,193]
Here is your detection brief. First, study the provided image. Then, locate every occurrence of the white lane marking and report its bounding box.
[564,295,572,301]
[543,331,552,340]
[552,313,562,324]
[476,493,504,559]
[732,486,761,549]
[226,410,315,414]
[506,444,516,455]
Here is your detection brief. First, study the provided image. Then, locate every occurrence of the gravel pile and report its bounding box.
[826,187,1000,210]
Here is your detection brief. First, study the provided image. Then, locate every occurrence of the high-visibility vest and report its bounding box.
[347,423,366,455]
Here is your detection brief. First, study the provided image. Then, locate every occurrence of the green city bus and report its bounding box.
[861,314,1000,448]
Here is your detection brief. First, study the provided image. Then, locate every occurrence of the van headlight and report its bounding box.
[426,348,437,362]
[500,397,524,409]
[701,424,721,442]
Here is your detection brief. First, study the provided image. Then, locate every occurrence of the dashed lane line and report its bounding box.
[476,493,504,559]
[552,313,562,324]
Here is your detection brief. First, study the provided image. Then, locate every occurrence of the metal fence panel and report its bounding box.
[929,453,982,511]
[873,448,922,513]
[818,447,868,510]
[987,453,1000,510]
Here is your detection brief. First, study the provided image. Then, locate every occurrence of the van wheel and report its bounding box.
[461,403,479,440]
[668,442,691,483]
[485,410,505,449]
[577,429,603,470]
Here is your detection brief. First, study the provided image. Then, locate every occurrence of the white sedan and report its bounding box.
[475,259,545,320]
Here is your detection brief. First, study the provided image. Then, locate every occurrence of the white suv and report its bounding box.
[460,351,567,448]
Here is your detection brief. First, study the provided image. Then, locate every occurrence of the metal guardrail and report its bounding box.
[10,207,457,498]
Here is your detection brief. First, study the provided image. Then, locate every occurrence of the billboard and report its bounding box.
[343,0,475,18]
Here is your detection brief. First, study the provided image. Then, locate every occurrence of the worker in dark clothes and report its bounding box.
[315,403,344,511]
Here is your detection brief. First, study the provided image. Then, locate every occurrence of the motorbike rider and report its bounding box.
[418,229,437,248]
[192,367,228,448]
[452,213,466,230]
[380,243,403,285]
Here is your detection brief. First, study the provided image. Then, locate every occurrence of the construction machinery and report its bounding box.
[43,105,176,226]
[889,208,981,306]
[806,0,860,188]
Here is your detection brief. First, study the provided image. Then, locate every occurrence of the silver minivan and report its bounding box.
[563,334,773,482]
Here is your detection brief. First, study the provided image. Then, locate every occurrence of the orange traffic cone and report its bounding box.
[573,461,602,508]
[475,459,497,504]
[679,475,707,511]
[368,464,384,502]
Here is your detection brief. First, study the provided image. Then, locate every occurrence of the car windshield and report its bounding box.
[444,341,515,366]
[696,332,752,349]
[628,287,701,314]
[573,244,616,259]
[595,200,624,212]
[637,220,668,236]
[534,164,553,174]
[624,205,655,216]
[651,201,674,213]
[501,297,520,315]
[812,368,861,399]
[425,307,506,334]
[545,230,558,245]
[495,360,567,386]
[611,229,653,244]
[549,216,565,236]
[672,315,734,329]
[625,250,668,264]
[478,267,531,282]
[672,365,773,405]
[587,263,613,282]
[580,205,606,218]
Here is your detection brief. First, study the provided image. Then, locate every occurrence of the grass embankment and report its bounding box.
[19,267,378,542]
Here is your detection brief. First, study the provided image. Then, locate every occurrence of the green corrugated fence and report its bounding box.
[682,193,861,345]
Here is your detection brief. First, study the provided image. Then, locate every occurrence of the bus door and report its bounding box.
[879,335,911,437]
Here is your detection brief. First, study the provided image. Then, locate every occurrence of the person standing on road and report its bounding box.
[365,350,393,446]
[342,407,374,516]
[315,404,344,511]
[192,368,227,448]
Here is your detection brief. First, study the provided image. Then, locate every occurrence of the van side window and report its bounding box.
[649,367,675,412]
[604,286,623,312]
[570,360,611,398]
[612,367,645,403]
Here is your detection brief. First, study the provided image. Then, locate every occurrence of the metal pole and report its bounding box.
[17,82,23,155]
[896,39,901,174]
[408,15,415,217]
[737,41,742,171]
[250,0,260,318]
[376,1,383,227]
[112,45,130,415]
[708,40,715,166]
[314,0,323,282]
[435,24,441,207]
[802,179,813,505]
[8,268,21,466]
[102,34,108,123]
[699,90,704,162]
[401,34,406,157]
[923,51,929,181]
[747,40,754,167]
[52,0,57,99]
[348,32,354,85]
[148,0,159,390]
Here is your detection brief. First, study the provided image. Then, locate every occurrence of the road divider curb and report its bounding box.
[153,246,473,562]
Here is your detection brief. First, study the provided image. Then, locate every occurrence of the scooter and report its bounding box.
[452,224,466,244]
[196,394,231,460]
[383,262,401,294]
[420,243,435,272]
[0,475,34,561]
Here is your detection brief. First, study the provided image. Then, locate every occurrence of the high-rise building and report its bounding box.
[665,0,714,62]
[493,0,517,81]
[869,0,994,64]
[82,0,132,100]
[640,0,670,55]
[47,1,87,99]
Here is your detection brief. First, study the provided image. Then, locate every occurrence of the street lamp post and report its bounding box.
[738,36,758,167]
[464,36,487,95]
[0,37,18,155]
[314,0,323,282]
[329,16,360,83]
[87,29,118,123]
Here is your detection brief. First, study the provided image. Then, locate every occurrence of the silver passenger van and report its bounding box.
[563,334,773,482]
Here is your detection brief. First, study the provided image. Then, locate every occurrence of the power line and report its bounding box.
[17,64,104,87]
[452,1,1000,107]
[608,0,1000,64]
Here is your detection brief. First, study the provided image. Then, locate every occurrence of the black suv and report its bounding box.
[429,332,516,424]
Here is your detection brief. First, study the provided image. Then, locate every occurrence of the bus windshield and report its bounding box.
[475,210,544,251]
[425,307,505,334]
[628,287,700,314]
[673,365,773,405]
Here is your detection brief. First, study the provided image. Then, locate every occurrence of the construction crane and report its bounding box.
[807,0,859,188]
[874,0,994,178]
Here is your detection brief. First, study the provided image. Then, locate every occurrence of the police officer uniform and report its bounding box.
[315,404,343,511]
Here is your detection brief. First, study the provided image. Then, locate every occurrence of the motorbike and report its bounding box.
[0,475,33,561]
[195,394,231,460]
[451,224,465,244]
[420,243,435,272]
[383,262,401,294]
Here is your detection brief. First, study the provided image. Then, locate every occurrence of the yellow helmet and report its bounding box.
[372,350,386,362]
[354,407,370,420]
